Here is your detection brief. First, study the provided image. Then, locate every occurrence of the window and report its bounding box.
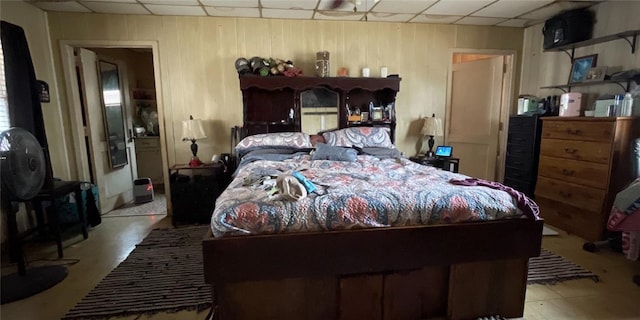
[0,40,10,131]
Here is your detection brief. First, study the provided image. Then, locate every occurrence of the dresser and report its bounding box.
[535,117,640,241]
[504,115,542,198]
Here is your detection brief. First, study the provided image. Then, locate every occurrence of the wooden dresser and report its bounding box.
[535,117,640,241]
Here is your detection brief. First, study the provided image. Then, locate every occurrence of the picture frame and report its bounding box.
[584,66,607,82]
[569,54,598,84]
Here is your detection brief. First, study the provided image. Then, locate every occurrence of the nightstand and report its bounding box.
[409,156,460,173]
[169,163,231,225]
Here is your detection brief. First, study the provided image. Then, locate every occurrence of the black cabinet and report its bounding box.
[169,163,231,225]
[504,115,542,198]
[409,156,460,173]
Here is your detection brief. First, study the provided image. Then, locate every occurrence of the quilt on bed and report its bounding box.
[211,154,537,237]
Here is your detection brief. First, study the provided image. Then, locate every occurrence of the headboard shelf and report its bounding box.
[239,75,401,138]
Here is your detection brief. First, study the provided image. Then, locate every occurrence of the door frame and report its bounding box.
[445,49,517,182]
[59,40,169,196]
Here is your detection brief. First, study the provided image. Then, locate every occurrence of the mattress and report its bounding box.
[210,153,537,237]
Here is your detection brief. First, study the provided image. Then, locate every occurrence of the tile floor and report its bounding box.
[1,215,639,319]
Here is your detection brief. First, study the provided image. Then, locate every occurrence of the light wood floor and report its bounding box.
[1,216,639,320]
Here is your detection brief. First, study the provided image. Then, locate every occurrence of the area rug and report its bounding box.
[102,193,167,218]
[63,227,598,319]
[527,249,599,284]
[62,226,211,320]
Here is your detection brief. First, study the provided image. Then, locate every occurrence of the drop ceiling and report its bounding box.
[28,0,604,27]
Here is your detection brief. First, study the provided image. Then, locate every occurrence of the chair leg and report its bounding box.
[46,201,64,259]
[75,188,88,239]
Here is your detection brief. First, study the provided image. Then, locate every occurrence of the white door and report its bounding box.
[447,56,504,181]
[77,48,136,213]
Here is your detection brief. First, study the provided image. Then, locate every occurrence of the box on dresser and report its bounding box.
[504,115,543,199]
[535,117,640,241]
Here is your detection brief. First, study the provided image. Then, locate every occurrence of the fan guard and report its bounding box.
[0,127,46,200]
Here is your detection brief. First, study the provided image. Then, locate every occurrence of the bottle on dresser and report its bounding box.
[621,93,634,117]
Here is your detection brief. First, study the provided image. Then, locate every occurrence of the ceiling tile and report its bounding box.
[140,0,200,5]
[372,0,438,14]
[318,0,377,12]
[411,14,462,24]
[145,4,206,16]
[366,12,415,22]
[262,8,314,19]
[314,10,364,20]
[32,1,91,13]
[496,18,530,27]
[455,16,506,25]
[81,2,151,14]
[424,0,493,16]
[204,6,260,17]
[200,0,259,8]
[261,0,318,10]
[519,1,593,20]
[472,0,553,18]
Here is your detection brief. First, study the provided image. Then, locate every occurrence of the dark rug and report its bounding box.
[63,227,598,318]
[527,249,599,285]
[62,226,211,319]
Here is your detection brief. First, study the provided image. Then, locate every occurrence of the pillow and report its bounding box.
[309,134,326,147]
[322,127,394,149]
[311,143,357,162]
[235,132,312,151]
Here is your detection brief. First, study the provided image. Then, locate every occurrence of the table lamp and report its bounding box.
[181,115,207,167]
[421,113,443,158]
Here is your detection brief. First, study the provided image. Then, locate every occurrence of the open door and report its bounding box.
[447,56,504,181]
[77,48,136,213]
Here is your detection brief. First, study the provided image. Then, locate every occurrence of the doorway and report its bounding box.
[60,41,168,214]
[445,50,515,182]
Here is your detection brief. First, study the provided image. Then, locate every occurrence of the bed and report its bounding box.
[202,129,543,320]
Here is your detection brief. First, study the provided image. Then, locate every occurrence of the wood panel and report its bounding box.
[340,274,383,320]
[216,277,337,320]
[448,259,529,320]
[382,267,449,320]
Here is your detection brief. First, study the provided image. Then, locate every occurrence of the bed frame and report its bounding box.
[203,218,543,320]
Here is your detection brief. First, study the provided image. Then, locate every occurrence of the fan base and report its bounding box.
[1,265,68,304]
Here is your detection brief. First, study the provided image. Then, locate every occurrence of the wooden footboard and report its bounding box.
[203,219,543,320]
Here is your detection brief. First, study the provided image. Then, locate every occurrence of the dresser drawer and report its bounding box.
[535,176,605,212]
[538,156,609,189]
[541,120,614,142]
[540,139,611,164]
[535,197,604,241]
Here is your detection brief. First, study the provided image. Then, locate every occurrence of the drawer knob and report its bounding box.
[559,191,572,198]
[566,129,582,135]
[561,169,575,176]
[564,148,577,154]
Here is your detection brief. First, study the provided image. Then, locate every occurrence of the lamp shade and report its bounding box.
[181,116,206,141]
[421,116,443,137]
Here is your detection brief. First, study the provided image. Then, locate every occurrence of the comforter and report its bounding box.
[211,153,537,237]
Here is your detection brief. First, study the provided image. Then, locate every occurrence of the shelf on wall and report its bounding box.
[544,29,640,55]
[540,79,634,93]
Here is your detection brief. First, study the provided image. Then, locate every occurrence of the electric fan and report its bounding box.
[0,127,68,304]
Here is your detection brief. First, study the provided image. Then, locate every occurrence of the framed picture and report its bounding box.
[569,54,598,84]
[585,66,607,82]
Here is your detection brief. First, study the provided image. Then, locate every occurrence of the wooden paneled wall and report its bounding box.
[46,13,524,177]
[519,1,640,106]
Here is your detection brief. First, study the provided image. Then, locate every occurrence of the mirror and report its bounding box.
[98,60,128,168]
[300,87,338,135]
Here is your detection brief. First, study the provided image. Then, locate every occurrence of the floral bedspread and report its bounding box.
[210,155,529,237]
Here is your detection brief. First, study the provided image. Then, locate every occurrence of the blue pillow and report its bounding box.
[311,143,357,162]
